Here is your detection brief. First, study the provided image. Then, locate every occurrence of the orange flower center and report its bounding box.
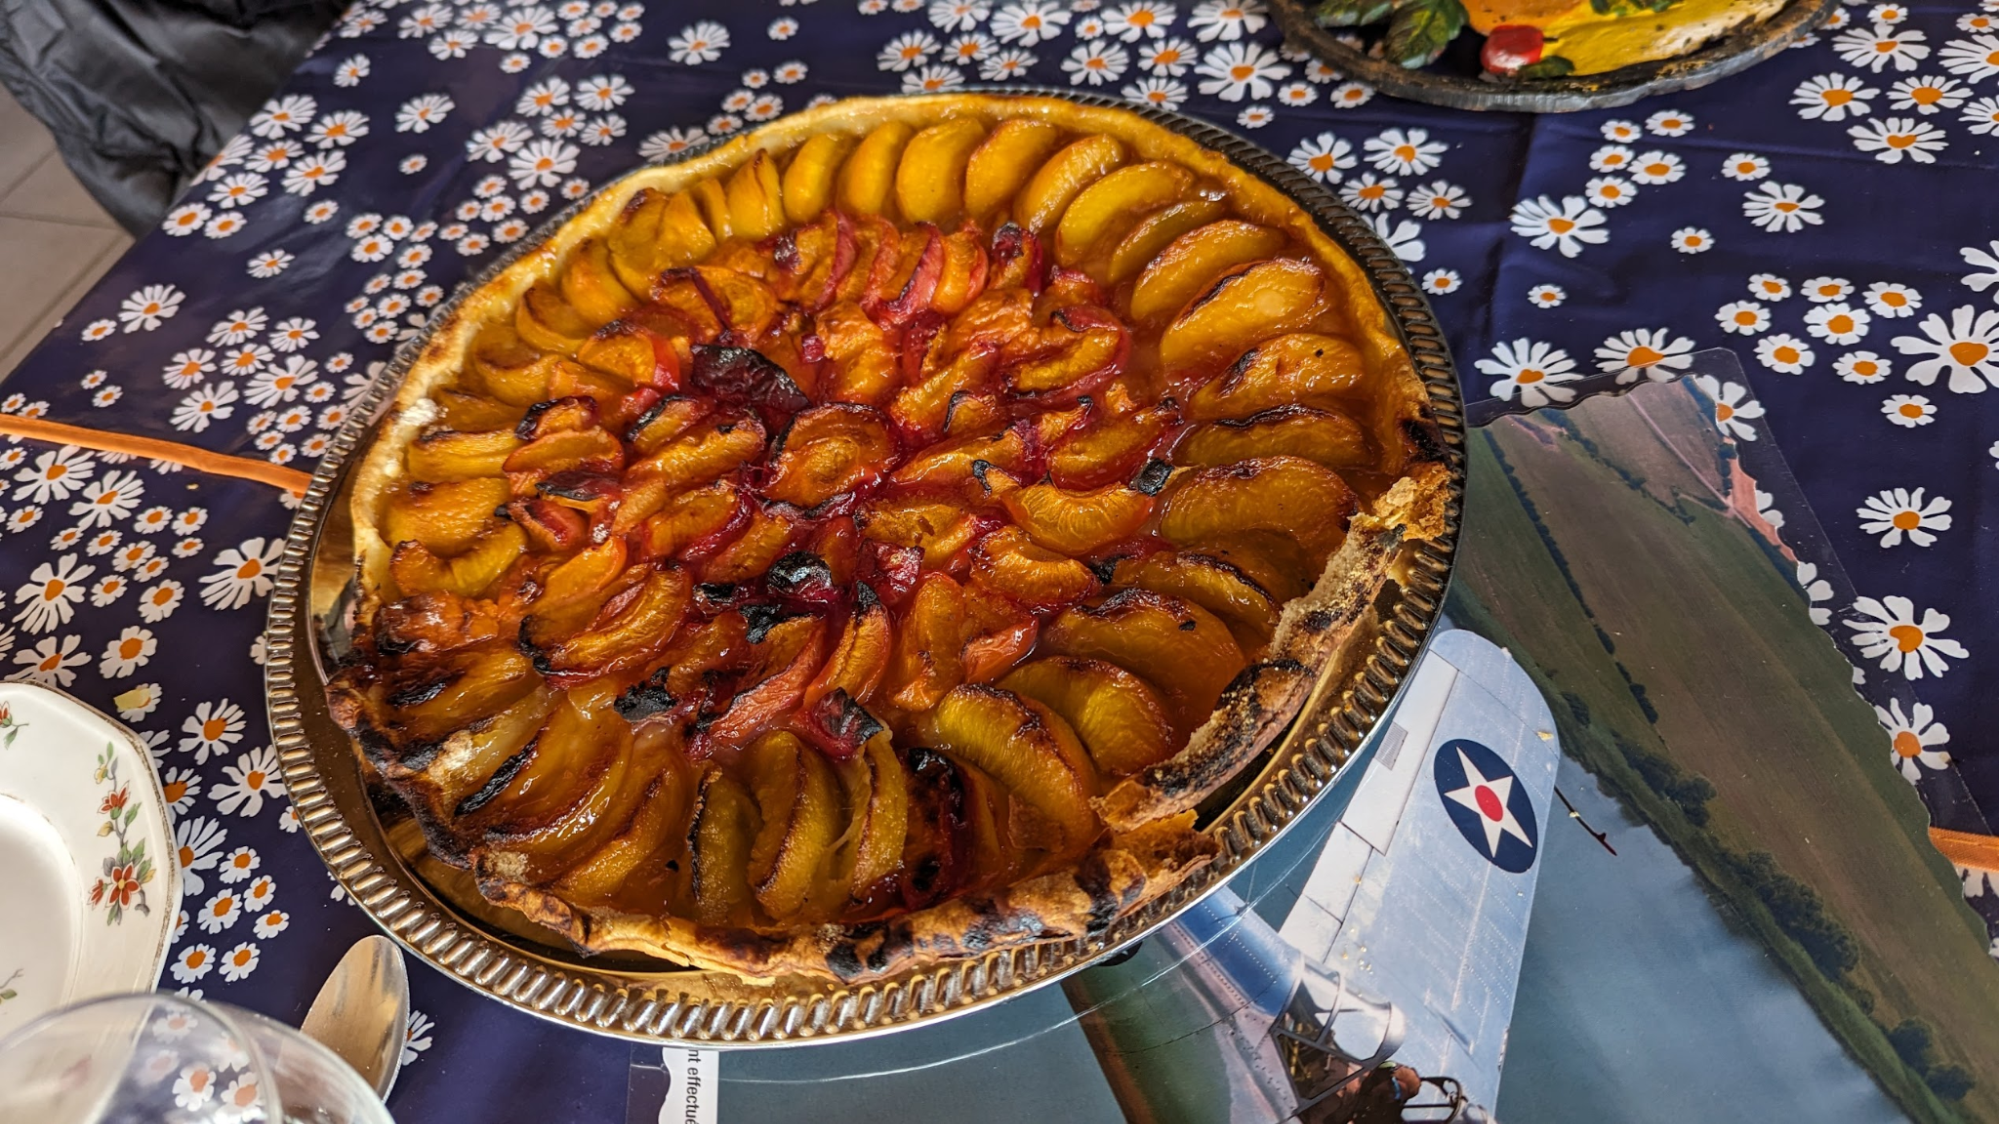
[1887,133,1916,149]
[1888,623,1925,652]
[1880,291,1907,306]
[1644,163,1669,176]
[1627,346,1665,365]
[202,717,228,740]
[1891,510,1922,530]
[1517,368,1545,384]
[43,579,63,599]
[119,638,143,659]
[247,770,266,788]
[1949,341,1991,365]
[1229,64,1253,80]
[1776,201,1799,213]
[1716,403,1735,421]
[1734,311,1759,325]
[1899,403,1925,418]
[1827,315,1854,333]
[236,559,263,580]
[1547,217,1575,233]
[1853,360,1879,376]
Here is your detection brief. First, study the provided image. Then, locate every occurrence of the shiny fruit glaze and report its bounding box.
[331,114,1388,935]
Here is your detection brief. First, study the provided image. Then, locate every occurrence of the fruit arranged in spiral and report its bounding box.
[331,108,1390,938]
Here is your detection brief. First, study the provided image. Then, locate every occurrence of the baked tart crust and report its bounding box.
[327,93,1449,984]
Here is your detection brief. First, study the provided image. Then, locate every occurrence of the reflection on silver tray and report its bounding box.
[262,88,1467,1047]
[1269,0,1837,114]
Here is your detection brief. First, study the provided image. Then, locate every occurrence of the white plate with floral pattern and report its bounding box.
[0,682,180,1039]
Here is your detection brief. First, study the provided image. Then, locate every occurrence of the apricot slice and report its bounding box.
[1001,481,1154,557]
[630,415,765,489]
[689,767,759,925]
[1003,307,1129,403]
[626,396,711,457]
[534,537,627,613]
[999,657,1175,778]
[534,566,691,682]
[704,616,826,751]
[386,644,541,748]
[920,685,1099,852]
[1106,197,1228,284]
[968,526,1099,608]
[1049,403,1179,491]
[432,390,519,434]
[963,119,1065,219]
[1184,334,1366,422]
[959,584,1038,684]
[560,238,640,327]
[607,189,714,296]
[884,571,966,712]
[1042,589,1245,732]
[700,505,801,583]
[931,226,990,316]
[502,427,623,475]
[1159,455,1357,568]
[815,301,900,407]
[741,732,843,920]
[861,495,984,569]
[1016,134,1125,235]
[1128,221,1288,324]
[896,117,987,225]
[727,150,786,241]
[892,427,1030,494]
[1176,403,1371,471]
[405,428,520,482]
[516,281,596,353]
[844,737,908,897]
[415,686,555,806]
[556,767,691,905]
[837,120,916,217]
[1054,162,1195,268]
[765,404,895,509]
[383,477,509,554]
[642,479,741,557]
[689,177,733,244]
[1159,258,1328,373]
[782,133,854,224]
[802,596,893,708]
[1111,550,1279,651]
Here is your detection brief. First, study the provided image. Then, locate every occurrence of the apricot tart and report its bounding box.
[327,94,1451,984]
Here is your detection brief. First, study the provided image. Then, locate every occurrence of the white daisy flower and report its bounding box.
[1938,32,1999,80]
[1339,172,1402,212]
[902,64,964,93]
[180,699,246,763]
[1802,303,1871,345]
[1644,108,1693,136]
[1583,175,1637,208]
[1122,76,1188,110]
[1599,119,1639,142]
[1888,74,1966,115]
[1421,268,1461,295]
[12,634,87,687]
[1364,128,1446,176]
[1476,338,1578,407]
[207,173,268,209]
[1862,281,1921,318]
[98,626,156,678]
[1194,41,1287,101]
[1328,81,1374,108]
[1287,132,1354,183]
[70,469,143,529]
[1796,561,1834,625]
[1136,35,1196,75]
[119,284,184,332]
[1877,699,1949,782]
[1597,328,1695,376]
[1882,393,1936,426]
[247,94,315,138]
[1104,1,1172,39]
[1627,150,1684,185]
[281,151,344,195]
[1961,95,1999,134]
[1832,22,1929,72]
[1849,114,1950,167]
[1964,239,1999,295]
[991,1,1070,45]
[1741,182,1824,233]
[310,110,369,148]
[1835,350,1891,383]
[1891,305,1999,393]
[213,746,285,816]
[169,945,216,984]
[1719,153,1770,181]
[979,49,1037,80]
[1235,104,1274,129]
[1694,375,1764,440]
[1275,82,1317,107]
[878,29,940,71]
[509,139,580,188]
[394,93,454,133]
[1527,284,1566,308]
[1845,594,1966,679]
[246,250,293,278]
[1857,487,1951,548]
[1587,143,1633,172]
[1670,227,1713,254]
[1407,181,1468,220]
[1063,39,1128,84]
[1509,195,1607,258]
[13,555,92,634]
[1717,300,1771,335]
[1755,332,1816,374]
[1187,0,1265,42]
[171,383,238,433]
[218,942,260,982]
[1368,214,1424,262]
[13,445,94,504]
[1792,73,1877,121]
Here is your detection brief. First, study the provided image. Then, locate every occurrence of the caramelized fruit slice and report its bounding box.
[844,737,909,898]
[1158,455,1357,568]
[744,732,844,920]
[643,479,742,557]
[837,120,917,217]
[1041,589,1245,732]
[607,189,715,297]
[469,323,553,407]
[700,505,802,583]
[815,301,901,407]
[782,133,854,224]
[1003,308,1129,403]
[861,495,984,568]
[1000,481,1155,557]
[477,683,632,856]
[434,390,522,433]
[1016,134,1125,235]
[802,595,893,708]
[958,584,1038,684]
[534,566,692,682]
[1054,162,1195,268]
[1176,404,1370,470]
[417,687,556,807]
[630,415,766,488]
[970,527,1099,607]
[690,178,734,244]
[384,644,541,749]
[999,657,1175,778]
[689,767,760,926]
[1048,403,1179,491]
[382,478,510,555]
[884,571,965,712]
[896,117,987,225]
[561,238,640,327]
[703,616,826,751]
[1106,197,1228,284]
[516,281,596,353]
[764,403,895,509]
[1128,221,1288,323]
[921,685,1099,852]
[1184,334,1367,422]
[1111,550,1279,651]
[1159,258,1328,373]
[727,151,786,241]
[556,766,691,905]
[405,429,521,482]
[963,118,1065,219]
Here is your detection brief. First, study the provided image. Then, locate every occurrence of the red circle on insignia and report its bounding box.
[1475,785,1503,821]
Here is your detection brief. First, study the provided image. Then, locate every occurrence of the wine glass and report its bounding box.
[0,992,391,1123]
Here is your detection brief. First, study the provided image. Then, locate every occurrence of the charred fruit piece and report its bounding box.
[689,767,760,926]
[1048,403,1181,491]
[1041,589,1245,733]
[1158,455,1358,568]
[919,685,1099,853]
[1176,404,1371,470]
[999,657,1176,778]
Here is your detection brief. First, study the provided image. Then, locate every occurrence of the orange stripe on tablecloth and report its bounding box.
[1930,826,1999,871]
[0,415,314,495]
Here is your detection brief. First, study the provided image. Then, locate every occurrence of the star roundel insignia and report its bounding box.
[1432,738,1539,873]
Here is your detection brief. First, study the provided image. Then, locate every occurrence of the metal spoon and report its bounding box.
[300,936,410,1100]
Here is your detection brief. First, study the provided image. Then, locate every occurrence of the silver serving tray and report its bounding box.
[263,89,1466,1047]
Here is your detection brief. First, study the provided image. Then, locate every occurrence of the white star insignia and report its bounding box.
[1442,748,1531,857]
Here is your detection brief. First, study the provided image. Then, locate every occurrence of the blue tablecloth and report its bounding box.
[3,0,1996,1118]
